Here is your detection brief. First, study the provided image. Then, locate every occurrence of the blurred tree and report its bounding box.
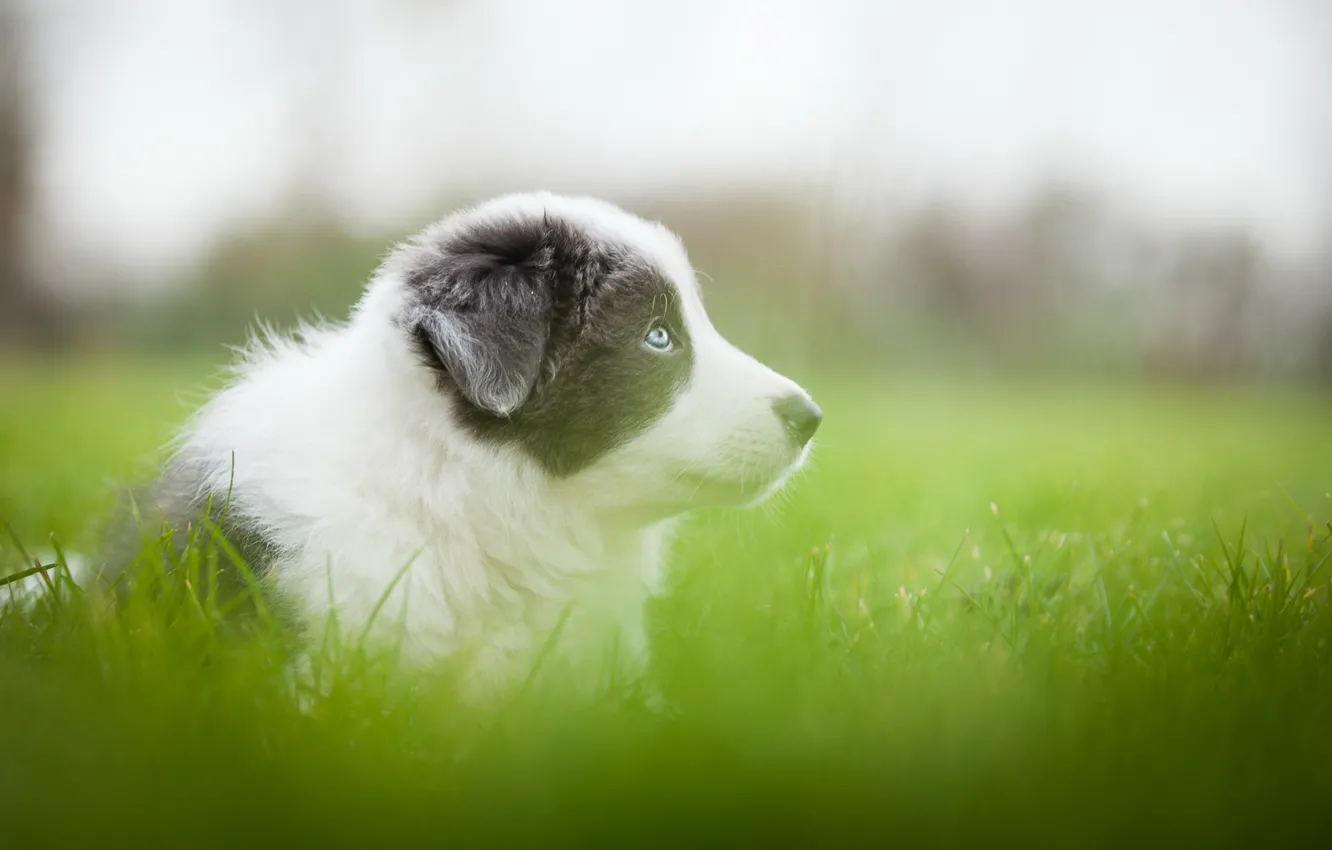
[0,0,55,347]
[0,0,56,349]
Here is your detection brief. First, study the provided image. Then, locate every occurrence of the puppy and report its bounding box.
[135,193,822,694]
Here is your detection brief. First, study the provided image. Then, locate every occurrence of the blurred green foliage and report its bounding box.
[74,190,1332,386]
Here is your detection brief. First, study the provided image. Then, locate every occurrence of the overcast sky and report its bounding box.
[22,0,1332,292]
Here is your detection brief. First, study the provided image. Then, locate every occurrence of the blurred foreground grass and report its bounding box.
[2,355,1331,847]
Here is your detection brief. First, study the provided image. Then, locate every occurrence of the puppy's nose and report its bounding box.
[772,393,823,446]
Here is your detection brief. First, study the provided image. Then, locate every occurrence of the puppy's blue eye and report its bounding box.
[643,326,673,352]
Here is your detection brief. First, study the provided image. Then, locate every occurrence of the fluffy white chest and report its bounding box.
[273,498,671,691]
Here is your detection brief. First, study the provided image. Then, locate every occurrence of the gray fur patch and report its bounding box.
[400,209,695,476]
[96,455,278,598]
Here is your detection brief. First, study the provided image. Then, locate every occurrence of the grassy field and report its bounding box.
[2,355,1331,847]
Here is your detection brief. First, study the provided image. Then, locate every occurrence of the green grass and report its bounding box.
[2,356,1332,848]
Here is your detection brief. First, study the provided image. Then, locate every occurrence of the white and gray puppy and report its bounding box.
[141,193,822,692]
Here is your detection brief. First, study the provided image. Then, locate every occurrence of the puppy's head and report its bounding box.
[375,192,820,516]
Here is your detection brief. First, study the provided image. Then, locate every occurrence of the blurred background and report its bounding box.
[1,0,1330,381]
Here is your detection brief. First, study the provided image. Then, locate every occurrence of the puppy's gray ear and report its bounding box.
[405,234,554,417]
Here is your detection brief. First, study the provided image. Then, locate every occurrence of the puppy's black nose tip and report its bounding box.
[773,394,822,446]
